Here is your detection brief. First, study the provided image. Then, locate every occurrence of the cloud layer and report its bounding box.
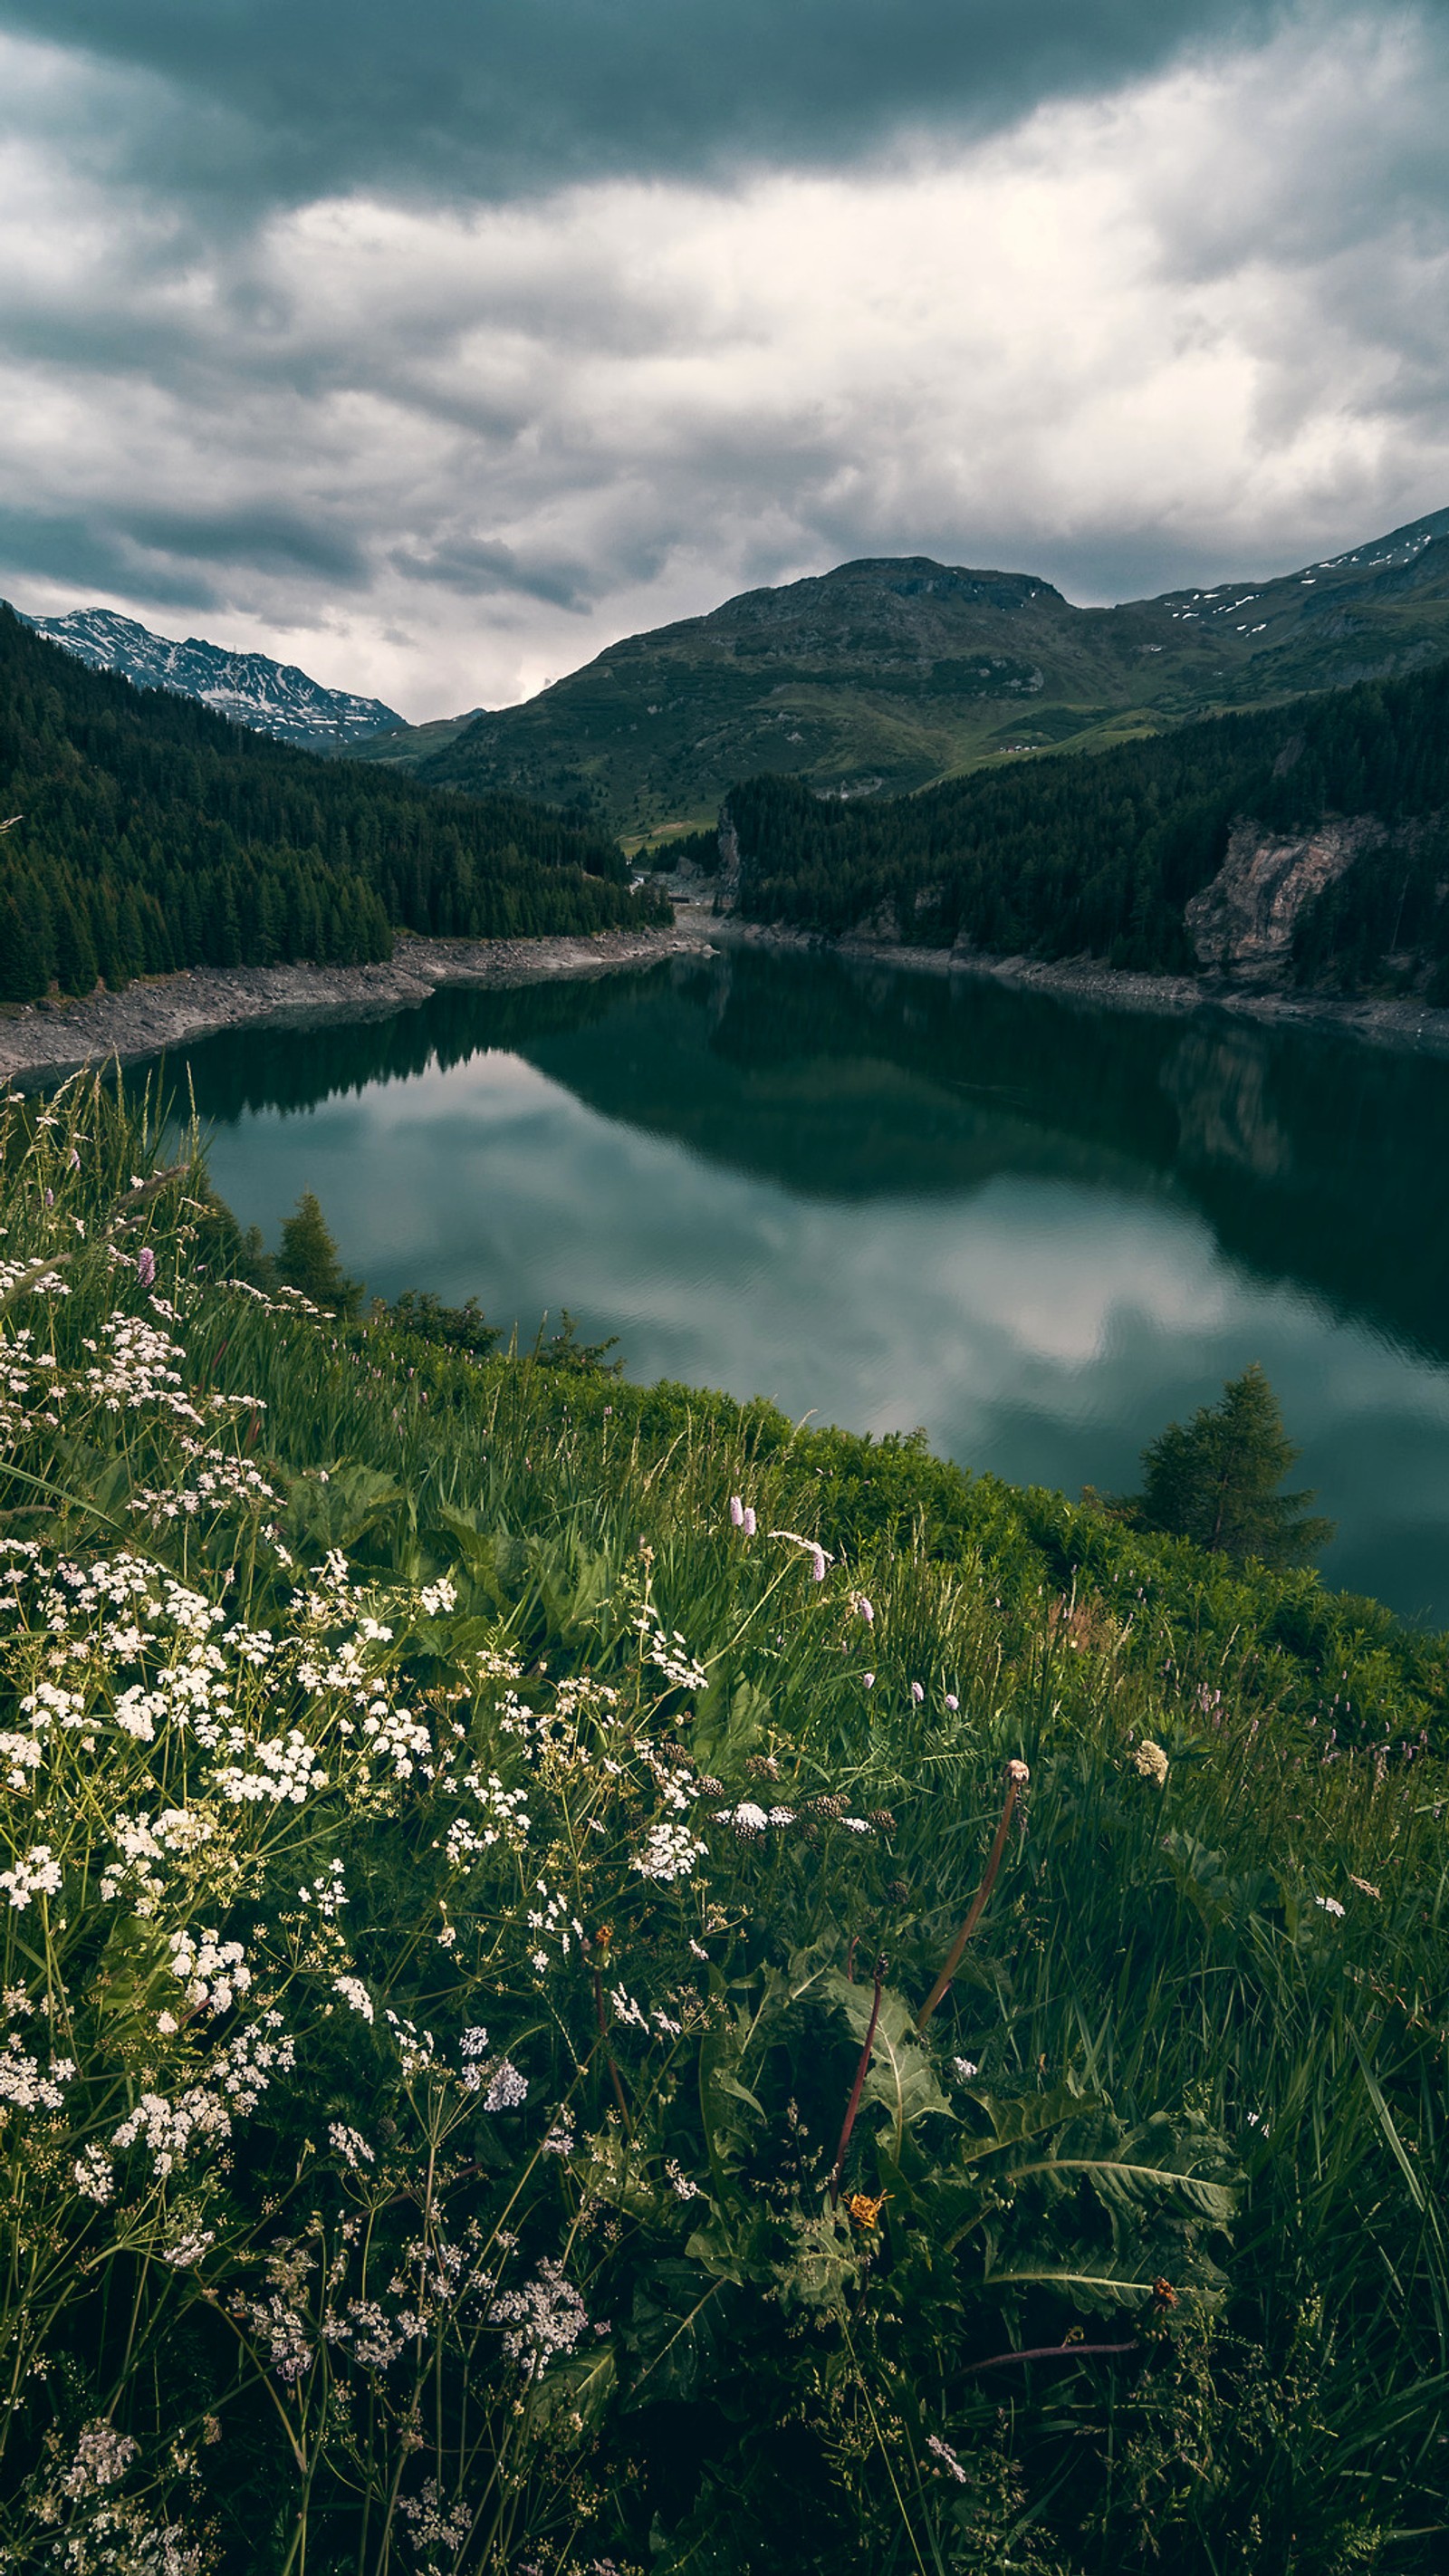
[2,3,1447,714]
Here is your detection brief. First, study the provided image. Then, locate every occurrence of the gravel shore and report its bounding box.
[0,913,720,1083]
[708,912,1449,1057]
[7,897,1449,1082]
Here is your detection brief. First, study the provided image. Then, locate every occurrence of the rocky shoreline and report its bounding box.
[0,914,721,1083]
[706,909,1449,1056]
[7,896,1449,1083]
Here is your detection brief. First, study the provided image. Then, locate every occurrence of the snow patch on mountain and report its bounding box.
[19,609,401,752]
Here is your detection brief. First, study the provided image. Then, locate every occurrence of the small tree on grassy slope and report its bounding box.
[276,1189,361,1317]
[1131,1362,1335,1567]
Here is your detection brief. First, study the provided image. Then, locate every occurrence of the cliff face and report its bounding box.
[1185,815,1385,982]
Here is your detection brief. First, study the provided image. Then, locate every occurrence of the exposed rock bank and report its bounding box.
[0,915,719,1084]
[703,908,1449,1057]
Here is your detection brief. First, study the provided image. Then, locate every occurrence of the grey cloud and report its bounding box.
[120,505,369,585]
[0,498,368,619]
[1,1,1293,210]
[0,506,233,610]
[389,535,593,610]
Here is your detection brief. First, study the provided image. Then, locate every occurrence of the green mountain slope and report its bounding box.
[379,505,1449,831]
[0,606,665,1002]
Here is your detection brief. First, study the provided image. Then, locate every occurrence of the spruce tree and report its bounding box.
[1130,1363,1334,1566]
[275,1191,360,1317]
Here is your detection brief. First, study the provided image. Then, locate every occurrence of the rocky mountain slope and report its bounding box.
[16,607,401,752]
[367,505,1449,831]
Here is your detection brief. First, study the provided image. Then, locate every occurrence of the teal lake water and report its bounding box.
[160,946,1449,1625]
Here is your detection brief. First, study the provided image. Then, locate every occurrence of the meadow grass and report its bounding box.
[0,1072,1445,2574]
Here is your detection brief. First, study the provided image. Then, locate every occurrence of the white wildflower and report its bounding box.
[481,2060,528,2112]
[0,1843,62,1909]
[329,2120,377,2170]
[631,1820,706,1884]
[74,2142,115,2202]
[62,2421,139,2497]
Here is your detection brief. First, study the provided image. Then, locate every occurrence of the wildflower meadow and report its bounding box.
[0,1073,1446,2574]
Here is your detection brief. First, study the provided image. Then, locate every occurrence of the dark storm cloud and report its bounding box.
[0,497,366,607]
[121,505,369,584]
[0,1,1290,208]
[389,536,595,610]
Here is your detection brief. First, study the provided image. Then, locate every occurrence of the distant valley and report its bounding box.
[357,505,1449,831]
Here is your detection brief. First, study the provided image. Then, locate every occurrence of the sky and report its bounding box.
[2,1,1449,718]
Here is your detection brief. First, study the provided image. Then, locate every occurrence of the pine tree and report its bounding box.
[1130,1363,1335,1566]
[275,1191,361,1317]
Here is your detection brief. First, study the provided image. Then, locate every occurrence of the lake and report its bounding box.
[158,943,1449,1625]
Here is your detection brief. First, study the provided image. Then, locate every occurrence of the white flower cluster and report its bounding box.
[0,1731,43,1792]
[491,2257,591,2375]
[476,2059,528,2111]
[82,1312,202,1424]
[0,1842,62,1909]
[456,1768,531,1850]
[167,1925,253,2016]
[328,2119,377,2170]
[358,1699,433,1782]
[639,1622,709,1694]
[631,1820,707,1884]
[398,2480,473,2560]
[298,1857,348,1918]
[130,1436,277,1523]
[111,2014,293,2176]
[100,1807,215,1910]
[386,2011,437,2078]
[211,1728,329,1805]
[74,2142,115,2203]
[62,2420,139,2497]
[0,2033,75,2119]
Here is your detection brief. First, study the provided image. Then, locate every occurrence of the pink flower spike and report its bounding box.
[910,1681,925,1704]
[862,1671,876,1689]
[743,1507,756,1536]
[810,1545,827,1581]
[945,1694,959,1712]
[729,1495,744,1527]
[136,1246,156,1288]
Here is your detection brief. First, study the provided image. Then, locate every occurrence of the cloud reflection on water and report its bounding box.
[198,1022,1449,1625]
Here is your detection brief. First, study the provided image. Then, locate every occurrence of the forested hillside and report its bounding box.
[0,608,666,1003]
[724,657,1449,989]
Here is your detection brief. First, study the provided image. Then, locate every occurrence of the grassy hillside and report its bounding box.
[3,1072,1447,2573]
[724,655,1449,986]
[0,608,667,1004]
[359,507,1449,831]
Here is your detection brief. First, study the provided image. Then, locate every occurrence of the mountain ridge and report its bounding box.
[16,606,402,753]
[355,505,1449,831]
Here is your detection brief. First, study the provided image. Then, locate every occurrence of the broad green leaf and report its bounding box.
[821,1968,949,2152]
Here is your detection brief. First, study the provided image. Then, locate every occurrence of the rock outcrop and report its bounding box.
[1185,815,1383,982]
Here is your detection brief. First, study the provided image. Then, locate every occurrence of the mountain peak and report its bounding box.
[16,607,402,753]
[397,503,1449,832]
